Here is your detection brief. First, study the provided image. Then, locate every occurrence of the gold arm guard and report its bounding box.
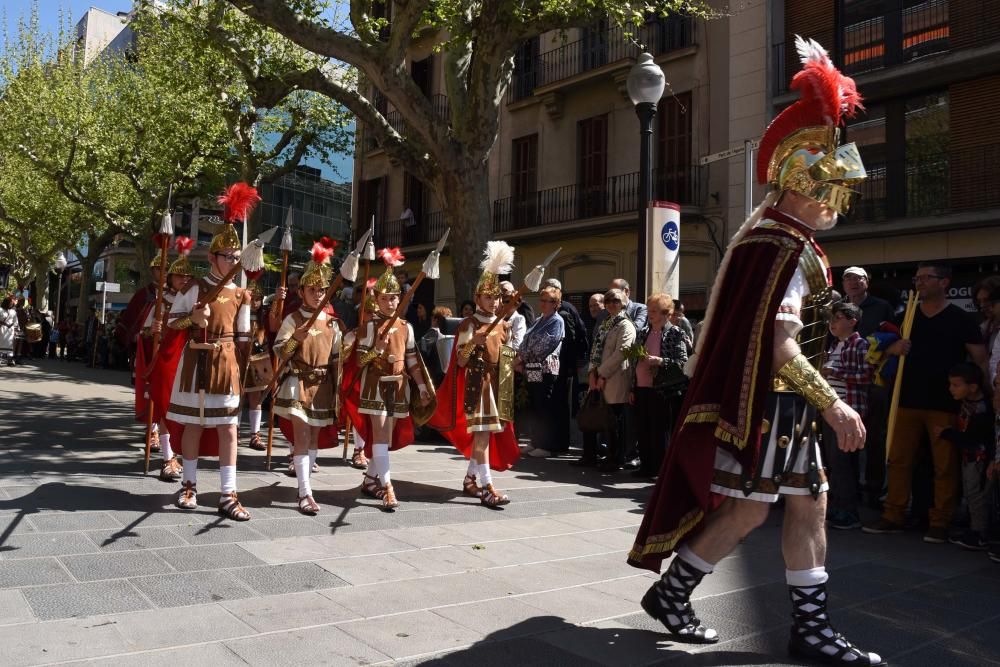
[358,348,379,366]
[170,316,194,330]
[459,341,477,361]
[776,354,839,411]
[281,338,299,357]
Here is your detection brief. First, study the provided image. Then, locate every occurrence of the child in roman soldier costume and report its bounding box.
[135,236,194,481]
[430,242,520,507]
[272,240,343,515]
[629,38,885,665]
[165,183,260,521]
[342,248,435,510]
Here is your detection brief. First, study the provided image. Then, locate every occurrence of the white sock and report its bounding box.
[353,426,365,450]
[220,465,237,495]
[467,458,478,476]
[373,443,391,485]
[786,566,828,587]
[478,462,492,487]
[249,409,262,433]
[160,430,173,461]
[294,454,312,497]
[308,448,318,469]
[182,458,197,486]
[678,544,716,574]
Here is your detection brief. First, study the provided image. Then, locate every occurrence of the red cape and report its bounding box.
[278,418,340,450]
[134,317,185,425]
[628,209,815,572]
[339,350,415,455]
[427,342,519,471]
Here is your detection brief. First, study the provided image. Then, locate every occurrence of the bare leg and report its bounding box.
[685,496,771,565]
[782,493,827,571]
[217,425,238,467]
[181,424,203,461]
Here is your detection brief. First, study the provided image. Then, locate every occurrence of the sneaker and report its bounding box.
[949,530,986,551]
[828,510,862,530]
[861,518,904,534]
[923,526,948,544]
[528,448,551,458]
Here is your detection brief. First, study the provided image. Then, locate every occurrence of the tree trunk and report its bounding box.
[75,229,117,325]
[32,258,51,313]
[440,162,492,301]
[133,224,157,288]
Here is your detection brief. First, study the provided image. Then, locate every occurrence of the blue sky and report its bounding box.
[4,0,353,183]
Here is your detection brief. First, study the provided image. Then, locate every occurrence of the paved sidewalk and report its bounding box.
[0,360,998,666]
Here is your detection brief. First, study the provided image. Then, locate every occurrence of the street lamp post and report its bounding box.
[627,52,666,300]
[53,252,68,325]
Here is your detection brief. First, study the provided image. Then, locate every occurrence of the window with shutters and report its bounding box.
[577,114,608,218]
[511,134,538,228]
[656,92,693,204]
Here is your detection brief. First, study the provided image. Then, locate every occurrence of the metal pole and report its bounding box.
[635,102,657,300]
[744,139,754,218]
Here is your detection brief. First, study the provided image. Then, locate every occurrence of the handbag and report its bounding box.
[576,389,611,433]
[657,363,689,395]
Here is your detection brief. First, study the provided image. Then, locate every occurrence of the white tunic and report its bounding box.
[0,307,18,355]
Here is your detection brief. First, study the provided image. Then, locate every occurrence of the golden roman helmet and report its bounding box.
[301,238,336,290]
[168,237,195,277]
[475,241,515,298]
[211,182,261,254]
[149,254,166,270]
[374,247,404,295]
[757,37,867,216]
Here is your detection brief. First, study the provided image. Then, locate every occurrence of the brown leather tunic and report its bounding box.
[179,278,245,396]
[274,310,338,423]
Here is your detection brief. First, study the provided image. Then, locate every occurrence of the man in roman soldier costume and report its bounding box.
[429,242,520,507]
[135,237,194,481]
[272,240,342,515]
[343,248,434,510]
[165,183,259,522]
[629,38,885,666]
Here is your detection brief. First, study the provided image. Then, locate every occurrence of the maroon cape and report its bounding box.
[427,343,519,471]
[339,349,416,455]
[628,209,816,572]
[134,303,185,425]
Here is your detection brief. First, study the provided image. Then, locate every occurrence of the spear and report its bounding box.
[344,220,375,462]
[144,201,174,475]
[263,226,373,468]
[265,208,294,469]
[375,228,449,346]
[481,246,561,338]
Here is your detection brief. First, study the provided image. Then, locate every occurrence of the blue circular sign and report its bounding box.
[661,221,679,251]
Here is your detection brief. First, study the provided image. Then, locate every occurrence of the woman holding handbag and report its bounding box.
[631,293,689,478]
[515,286,565,457]
[583,288,636,472]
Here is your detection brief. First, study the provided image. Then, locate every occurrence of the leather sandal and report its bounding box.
[248,432,266,451]
[298,495,320,515]
[159,458,182,482]
[218,492,251,521]
[361,473,384,499]
[285,461,297,478]
[463,473,482,498]
[150,429,161,453]
[381,482,399,510]
[480,483,510,507]
[351,449,369,470]
[176,481,197,510]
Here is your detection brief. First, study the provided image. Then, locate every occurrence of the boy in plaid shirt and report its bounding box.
[822,302,872,529]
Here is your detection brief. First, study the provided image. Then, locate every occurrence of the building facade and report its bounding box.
[353,13,733,315]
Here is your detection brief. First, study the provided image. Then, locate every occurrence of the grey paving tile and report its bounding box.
[311,530,417,556]
[0,614,131,664]
[539,619,701,666]
[316,552,426,585]
[248,517,331,539]
[237,535,344,564]
[60,550,170,581]
[431,597,565,640]
[891,643,1000,667]
[110,602,255,650]
[169,521,268,545]
[85,526,187,551]
[103,508,212,527]
[153,543,264,572]
[79,642,249,667]
[850,592,980,637]
[413,635,607,667]
[0,513,36,534]
[130,570,255,608]
[225,624,391,665]
[21,579,152,620]
[0,531,99,559]
[221,590,359,632]
[0,589,36,625]
[340,609,481,659]
[0,557,73,588]
[28,511,122,532]
[518,584,639,624]
[230,562,349,596]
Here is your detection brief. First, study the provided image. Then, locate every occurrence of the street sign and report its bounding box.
[698,139,760,165]
[95,282,121,293]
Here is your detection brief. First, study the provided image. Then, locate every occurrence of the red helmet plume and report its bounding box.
[217,182,261,224]
[174,236,194,256]
[378,247,405,267]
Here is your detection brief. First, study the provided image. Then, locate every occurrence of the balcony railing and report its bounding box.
[492,166,702,233]
[847,143,1000,223]
[358,94,451,155]
[509,17,693,102]
[375,211,446,248]
[772,0,1000,94]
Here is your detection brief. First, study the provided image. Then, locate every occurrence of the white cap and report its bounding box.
[843,266,868,280]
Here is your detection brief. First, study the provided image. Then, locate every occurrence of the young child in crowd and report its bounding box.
[938,363,995,556]
[822,301,872,530]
